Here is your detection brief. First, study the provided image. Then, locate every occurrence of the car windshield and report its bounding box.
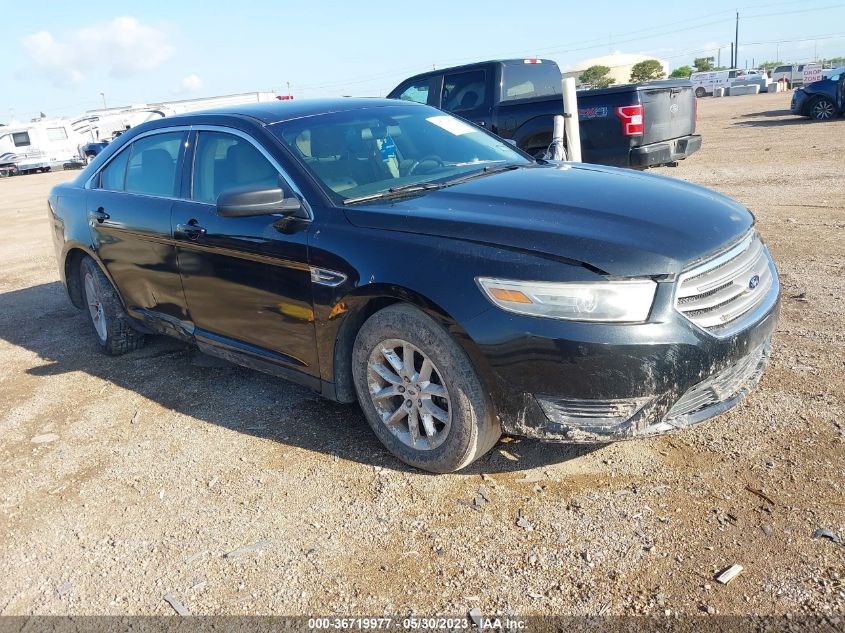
[271,104,531,204]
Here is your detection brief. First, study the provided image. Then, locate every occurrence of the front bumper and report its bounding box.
[462,282,780,442]
[630,134,702,168]
[791,91,808,115]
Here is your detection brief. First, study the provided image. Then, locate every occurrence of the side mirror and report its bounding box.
[216,186,302,217]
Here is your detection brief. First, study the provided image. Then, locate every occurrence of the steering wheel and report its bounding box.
[407,155,446,176]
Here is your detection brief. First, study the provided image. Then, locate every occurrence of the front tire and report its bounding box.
[79,257,145,355]
[695,87,706,98]
[809,96,836,121]
[352,304,501,473]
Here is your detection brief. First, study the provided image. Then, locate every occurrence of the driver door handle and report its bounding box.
[175,219,207,240]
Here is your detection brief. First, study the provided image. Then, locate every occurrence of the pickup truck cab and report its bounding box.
[389,59,701,169]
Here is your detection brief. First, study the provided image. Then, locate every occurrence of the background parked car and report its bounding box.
[770,64,807,88]
[791,67,845,120]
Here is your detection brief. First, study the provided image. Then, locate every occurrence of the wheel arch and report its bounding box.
[61,245,123,311]
[328,284,490,404]
[63,245,95,309]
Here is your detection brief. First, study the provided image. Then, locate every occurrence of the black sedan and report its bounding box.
[48,99,780,472]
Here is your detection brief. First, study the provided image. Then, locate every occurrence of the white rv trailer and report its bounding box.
[1,92,279,175]
[0,119,83,174]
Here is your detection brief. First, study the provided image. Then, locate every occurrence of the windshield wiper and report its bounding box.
[436,163,523,188]
[342,163,525,206]
[342,182,442,205]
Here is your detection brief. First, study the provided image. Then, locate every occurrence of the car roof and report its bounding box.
[166,97,422,125]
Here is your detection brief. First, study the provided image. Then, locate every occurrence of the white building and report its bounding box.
[563,53,670,87]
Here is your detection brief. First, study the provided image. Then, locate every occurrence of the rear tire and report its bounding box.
[352,304,501,473]
[79,256,145,355]
[809,96,836,121]
[695,87,706,98]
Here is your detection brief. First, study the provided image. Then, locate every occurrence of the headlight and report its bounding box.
[476,277,657,322]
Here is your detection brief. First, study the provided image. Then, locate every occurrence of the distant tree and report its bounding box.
[578,65,615,89]
[630,59,666,82]
[670,65,694,78]
[694,57,716,72]
[759,60,783,72]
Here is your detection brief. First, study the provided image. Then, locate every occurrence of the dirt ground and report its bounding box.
[0,92,843,619]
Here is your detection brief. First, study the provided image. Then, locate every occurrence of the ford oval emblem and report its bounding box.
[669,103,679,114]
[748,274,760,290]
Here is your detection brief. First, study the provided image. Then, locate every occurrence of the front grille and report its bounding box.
[675,232,777,336]
[666,340,770,420]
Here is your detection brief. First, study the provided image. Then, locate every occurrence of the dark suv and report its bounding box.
[791,67,845,120]
[49,99,780,472]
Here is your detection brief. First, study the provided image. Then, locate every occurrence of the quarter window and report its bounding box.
[124,132,184,197]
[396,80,430,104]
[99,148,131,191]
[191,132,280,204]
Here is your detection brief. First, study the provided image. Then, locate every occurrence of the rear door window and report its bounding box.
[191,131,280,204]
[124,132,184,197]
[442,70,487,112]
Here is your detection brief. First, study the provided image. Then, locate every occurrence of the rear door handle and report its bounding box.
[88,207,110,223]
[175,219,207,240]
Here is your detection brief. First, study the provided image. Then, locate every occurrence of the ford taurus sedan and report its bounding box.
[48,98,780,472]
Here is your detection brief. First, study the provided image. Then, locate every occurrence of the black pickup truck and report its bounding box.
[388,59,701,168]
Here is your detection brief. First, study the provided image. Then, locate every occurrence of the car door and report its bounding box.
[440,69,493,129]
[839,74,845,110]
[87,129,190,330]
[171,127,319,382]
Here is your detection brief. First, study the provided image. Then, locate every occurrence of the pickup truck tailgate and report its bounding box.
[641,85,696,144]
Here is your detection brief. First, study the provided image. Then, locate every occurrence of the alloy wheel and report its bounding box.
[366,339,452,450]
[83,272,108,342]
[812,100,835,120]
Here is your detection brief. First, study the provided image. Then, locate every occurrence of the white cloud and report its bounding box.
[174,74,203,94]
[21,16,174,88]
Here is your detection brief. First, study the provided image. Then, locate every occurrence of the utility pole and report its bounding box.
[734,11,740,69]
[730,43,734,69]
[286,81,291,98]
[718,47,722,68]
[776,42,780,62]
[100,92,107,109]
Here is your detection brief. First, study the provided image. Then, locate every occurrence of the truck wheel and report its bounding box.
[85,153,96,165]
[79,256,146,355]
[352,304,501,473]
[695,87,706,98]
[809,96,836,121]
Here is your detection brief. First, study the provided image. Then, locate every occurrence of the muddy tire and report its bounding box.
[352,304,501,473]
[79,256,145,355]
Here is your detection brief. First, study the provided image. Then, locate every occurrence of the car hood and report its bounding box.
[342,164,753,277]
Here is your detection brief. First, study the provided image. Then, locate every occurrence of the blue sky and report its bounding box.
[4,0,845,121]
